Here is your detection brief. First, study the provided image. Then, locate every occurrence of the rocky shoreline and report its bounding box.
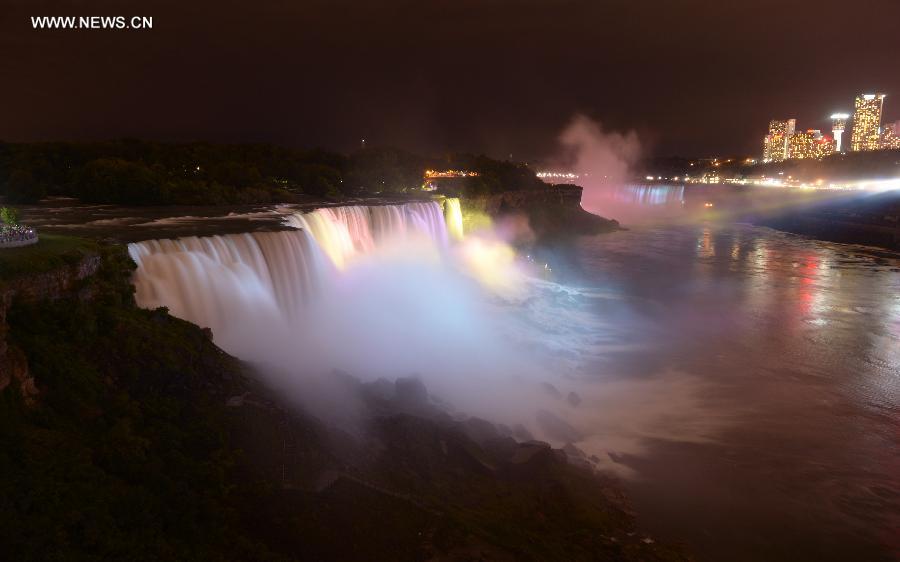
[756,193,900,251]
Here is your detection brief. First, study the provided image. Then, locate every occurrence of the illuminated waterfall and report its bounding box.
[443,197,464,240]
[283,201,453,268]
[128,200,461,349]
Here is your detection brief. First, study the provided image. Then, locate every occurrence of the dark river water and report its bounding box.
[552,222,899,561]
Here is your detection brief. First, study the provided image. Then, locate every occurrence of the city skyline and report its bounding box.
[762,92,900,163]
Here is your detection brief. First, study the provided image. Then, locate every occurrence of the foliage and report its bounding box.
[0,206,20,226]
[0,246,277,561]
[0,140,546,206]
[3,169,46,203]
[0,234,99,283]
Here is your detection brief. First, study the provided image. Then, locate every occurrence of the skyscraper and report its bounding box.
[830,113,849,152]
[763,118,796,162]
[787,129,835,160]
[881,121,900,150]
[850,93,885,151]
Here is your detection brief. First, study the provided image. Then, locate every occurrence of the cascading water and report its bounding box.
[129,200,461,349]
[127,197,606,437]
[281,201,451,268]
[129,229,332,340]
[444,197,464,241]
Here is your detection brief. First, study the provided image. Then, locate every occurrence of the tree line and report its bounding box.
[0,141,545,205]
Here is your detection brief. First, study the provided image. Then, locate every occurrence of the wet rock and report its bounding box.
[227,392,249,407]
[495,423,513,437]
[510,440,551,464]
[562,443,594,470]
[535,409,584,442]
[562,442,587,459]
[395,375,429,406]
[364,377,395,401]
[482,436,519,461]
[512,423,534,441]
[461,417,500,445]
[540,382,562,399]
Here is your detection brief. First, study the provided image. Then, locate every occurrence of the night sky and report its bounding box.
[3,0,899,160]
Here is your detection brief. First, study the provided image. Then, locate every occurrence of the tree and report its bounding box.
[0,206,20,226]
[74,158,162,204]
[3,169,46,203]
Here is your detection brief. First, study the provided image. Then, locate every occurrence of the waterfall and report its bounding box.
[127,196,591,434]
[282,201,454,268]
[444,197,464,241]
[128,199,462,349]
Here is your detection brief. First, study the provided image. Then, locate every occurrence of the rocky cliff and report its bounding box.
[460,184,620,240]
[0,253,101,399]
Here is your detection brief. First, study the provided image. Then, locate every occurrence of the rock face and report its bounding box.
[0,254,101,398]
[460,185,620,240]
[469,184,587,214]
[535,409,585,442]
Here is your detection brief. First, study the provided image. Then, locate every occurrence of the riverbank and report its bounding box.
[678,184,900,251]
[18,186,618,244]
[754,190,900,250]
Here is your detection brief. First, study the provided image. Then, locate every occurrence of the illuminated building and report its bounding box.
[422,169,479,191]
[786,129,835,160]
[536,171,580,184]
[850,93,885,151]
[881,121,900,150]
[763,119,795,162]
[830,113,849,152]
[424,169,479,179]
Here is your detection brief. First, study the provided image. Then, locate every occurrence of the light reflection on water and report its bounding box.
[562,223,900,562]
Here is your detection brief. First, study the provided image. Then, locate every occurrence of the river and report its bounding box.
[548,222,899,561]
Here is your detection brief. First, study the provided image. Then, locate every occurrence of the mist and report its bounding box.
[129,201,723,468]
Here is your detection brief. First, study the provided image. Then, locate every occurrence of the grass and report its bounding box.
[0,233,101,283]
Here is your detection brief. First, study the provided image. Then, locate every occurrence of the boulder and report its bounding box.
[461,416,500,445]
[394,375,429,406]
[540,382,562,399]
[535,409,584,443]
[512,423,534,441]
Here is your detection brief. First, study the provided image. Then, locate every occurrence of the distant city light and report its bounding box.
[536,171,580,183]
[851,94,887,151]
[424,169,479,179]
[762,93,898,161]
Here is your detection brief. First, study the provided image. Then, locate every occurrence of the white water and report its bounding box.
[127,198,611,429]
[130,200,460,338]
[282,202,449,268]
